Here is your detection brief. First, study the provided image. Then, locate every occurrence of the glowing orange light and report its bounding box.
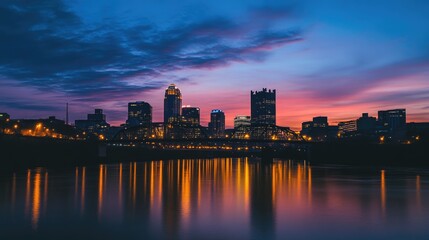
[381,170,386,214]
[32,171,41,230]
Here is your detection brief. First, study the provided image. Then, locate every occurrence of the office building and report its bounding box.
[251,88,276,126]
[75,109,110,133]
[301,116,331,141]
[356,113,377,135]
[164,84,182,123]
[182,106,200,125]
[378,109,406,140]
[313,116,328,128]
[209,109,225,137]
[338,120,358,137]
[234,115,251,128]
[378,109,406,131]
[126,101,152,127]
[233,115,251,139]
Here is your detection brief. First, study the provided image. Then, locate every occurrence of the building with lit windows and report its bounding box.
[378,109,406,131]
[378,109,406,140]
[209,109,225,137]
[126,101,152,127]
[251,88,276,126]
[233,115,251,139]
[182,106,200,126]
[234,115,251,128]
[338,120,358,137]
[301,116,337,141]
[75,109,110,134]
[164,84,182,123]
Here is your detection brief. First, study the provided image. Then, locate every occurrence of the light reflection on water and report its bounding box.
[0,158,428,239]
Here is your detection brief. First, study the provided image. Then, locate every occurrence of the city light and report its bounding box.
[0,85,424,144]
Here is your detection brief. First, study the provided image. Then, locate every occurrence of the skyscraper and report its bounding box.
[251,88,276,126]
[164,84,182,123]
[127,101,152,127]
[209,109,225,137]
[182,106,200,125]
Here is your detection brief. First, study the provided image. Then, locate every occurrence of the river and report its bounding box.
[0,158,428,239]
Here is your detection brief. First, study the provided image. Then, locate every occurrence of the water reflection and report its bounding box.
[16,168,49,230]
[1,158,429,239]
[381,169,386,215]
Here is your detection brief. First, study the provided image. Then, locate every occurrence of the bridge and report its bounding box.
[105,138,311,159]
[112,123,304,142]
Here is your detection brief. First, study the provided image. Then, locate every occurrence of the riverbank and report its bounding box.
[1,134,428,168]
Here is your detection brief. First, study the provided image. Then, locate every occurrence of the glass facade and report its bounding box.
[164,84,182,123]
[127,101,152,127]
[209,109,225,137]
[182,106,200,126]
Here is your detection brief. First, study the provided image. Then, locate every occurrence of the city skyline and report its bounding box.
[1,1,429,129]
[2,2,429,239]
[2,82,416,131]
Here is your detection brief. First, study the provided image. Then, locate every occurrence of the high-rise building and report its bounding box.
[164,84,182,123]
[378,109,406,140]
[378,109,406,131]
[234,115,251,129]
[209,109,225,137]
[251,88,276,126]
[127,101,152,127]
[182,106,200,125]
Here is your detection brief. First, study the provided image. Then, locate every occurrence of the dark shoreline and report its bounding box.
[1,134,428,169]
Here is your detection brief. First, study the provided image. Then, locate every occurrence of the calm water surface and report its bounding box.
[0,158,428,239]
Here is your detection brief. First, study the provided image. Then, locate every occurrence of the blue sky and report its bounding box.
[1,0,428,128]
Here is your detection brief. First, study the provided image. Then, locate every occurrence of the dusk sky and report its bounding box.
[1,0,429,129]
